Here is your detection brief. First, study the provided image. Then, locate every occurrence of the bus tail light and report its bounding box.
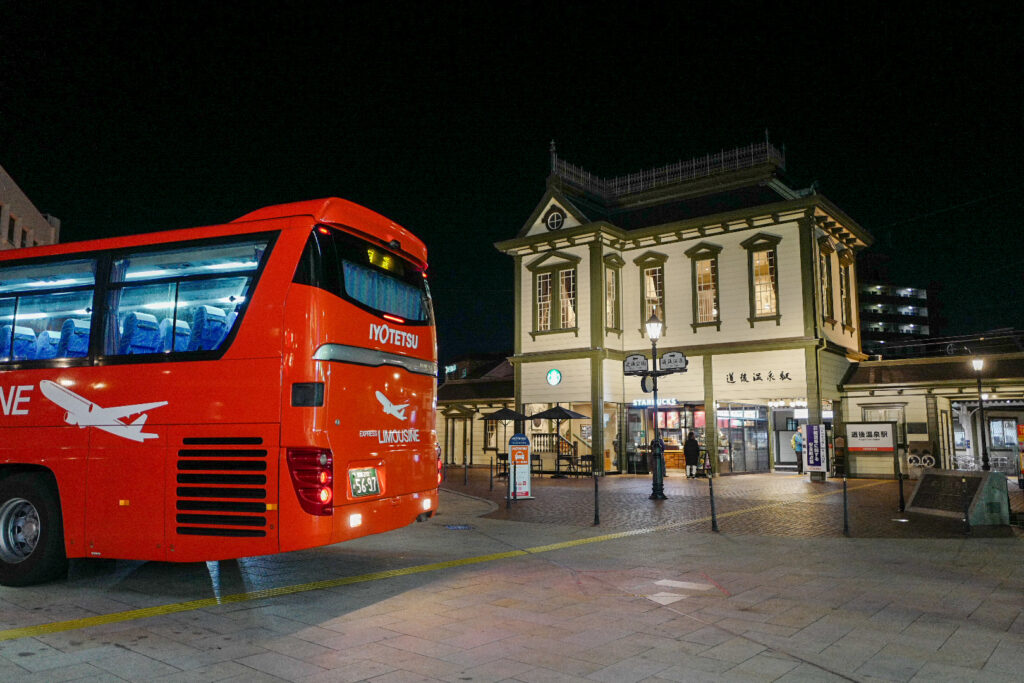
[287,448,334,516]
[436,444,444,485]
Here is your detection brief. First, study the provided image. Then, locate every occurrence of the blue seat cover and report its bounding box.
[119,312,161,355]
[34,330,61,360]
[57,319,90,358]
[1,326,37,361]
[187,305,227,351]
[159,318,191,352]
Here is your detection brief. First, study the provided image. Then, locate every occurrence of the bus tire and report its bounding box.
[0,473,69,586]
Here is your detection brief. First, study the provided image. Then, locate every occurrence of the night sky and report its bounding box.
[3,3,1022,364]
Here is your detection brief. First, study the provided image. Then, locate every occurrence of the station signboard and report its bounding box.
[624,354,648,375]
[660,351,688,371]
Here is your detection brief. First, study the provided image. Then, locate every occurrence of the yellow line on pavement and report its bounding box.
[0,480,887,642]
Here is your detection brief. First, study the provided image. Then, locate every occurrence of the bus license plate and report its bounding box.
[349,468,380,498]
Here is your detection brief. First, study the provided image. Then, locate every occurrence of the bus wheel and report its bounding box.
[0,474,69,586]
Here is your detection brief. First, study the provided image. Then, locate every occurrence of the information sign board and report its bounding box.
[845,423,896,453]
[660,351,688,371]
[624,354,648,375]
[804,424,827,472]
[508,433,533,499]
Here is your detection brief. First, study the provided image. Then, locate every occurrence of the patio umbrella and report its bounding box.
[479,407,530,422]
[527,406,588,422]
[528,406,588,477]
[479,407,529,472]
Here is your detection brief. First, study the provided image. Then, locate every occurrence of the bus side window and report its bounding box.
[104,283,178,355]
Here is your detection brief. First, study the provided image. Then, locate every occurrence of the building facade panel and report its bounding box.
[1,163,60,249]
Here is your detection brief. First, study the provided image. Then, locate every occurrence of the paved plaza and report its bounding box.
[0,470,1020,681]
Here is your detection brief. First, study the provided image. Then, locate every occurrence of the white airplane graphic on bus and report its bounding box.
[39,380,168,443]
[375,391,408,421]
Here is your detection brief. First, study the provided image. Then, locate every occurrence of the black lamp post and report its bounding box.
[972,357,990,472]
[646,314,667,500]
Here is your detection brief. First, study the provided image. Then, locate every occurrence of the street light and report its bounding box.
[646,313,667,500]
[971,357,990,471]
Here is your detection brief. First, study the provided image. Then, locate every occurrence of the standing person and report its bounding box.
[684,431,700,478]
[791,426,805,475]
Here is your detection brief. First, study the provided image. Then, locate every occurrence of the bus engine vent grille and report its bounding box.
[175,444,270,538]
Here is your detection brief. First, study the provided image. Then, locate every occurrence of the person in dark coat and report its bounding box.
[683,431,700,478]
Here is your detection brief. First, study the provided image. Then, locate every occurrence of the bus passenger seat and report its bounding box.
[12,326,37,361]
[119,312,161,354]
[1,325,36,361]
[159,318,191,352]
[188,305,227,351]
[34,330,61,360]
[57,319,91,358]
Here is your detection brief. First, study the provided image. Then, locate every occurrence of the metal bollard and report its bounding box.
[709,473,719,532]
[489,458,493,492]
[962,476,971,535]
[842,476,850,537]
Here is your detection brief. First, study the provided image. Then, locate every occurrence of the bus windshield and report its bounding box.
[294,226,432,324]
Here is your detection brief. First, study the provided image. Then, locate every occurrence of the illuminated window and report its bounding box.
[559,269,576,329]
[634,251,669,335]
[741,232,782,325]
[605,267,618,330]
[604,253,624,333]
[753,251,776,314]
[644,266,664,320]
[839,265,853,329]
[536,272,551,331]
[695,260,716,322]
[526,251,581,337]
[820,250,835,321]
[0,258,96,363]
[685,242,722,332]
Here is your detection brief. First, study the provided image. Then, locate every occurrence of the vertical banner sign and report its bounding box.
[1017,424,1024,484]
[804,424,827,472]
[508,433,533,499]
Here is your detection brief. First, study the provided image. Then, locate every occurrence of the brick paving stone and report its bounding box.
[446,467,1023,539]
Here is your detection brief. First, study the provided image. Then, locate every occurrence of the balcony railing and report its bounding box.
[552,141,785,200]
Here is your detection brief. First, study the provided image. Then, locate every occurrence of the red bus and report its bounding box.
[0,198,440,586]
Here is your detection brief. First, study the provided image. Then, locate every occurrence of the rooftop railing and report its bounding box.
[552,141,786,199]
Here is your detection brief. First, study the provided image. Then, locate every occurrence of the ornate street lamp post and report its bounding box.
[971,358,990,472]
[646,314,666,500]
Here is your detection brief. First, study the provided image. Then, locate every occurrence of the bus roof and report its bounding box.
[0,198,428,268]
[233,198,427,266]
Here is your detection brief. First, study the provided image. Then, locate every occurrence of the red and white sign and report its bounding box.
[509,434,533,499]
[846,422,896,453]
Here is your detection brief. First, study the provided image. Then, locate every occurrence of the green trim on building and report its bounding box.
[603,252,625,334]
[805,344,823,423]
[703,355,717,475]
[798,218,817,339]
[590,354,605,473]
